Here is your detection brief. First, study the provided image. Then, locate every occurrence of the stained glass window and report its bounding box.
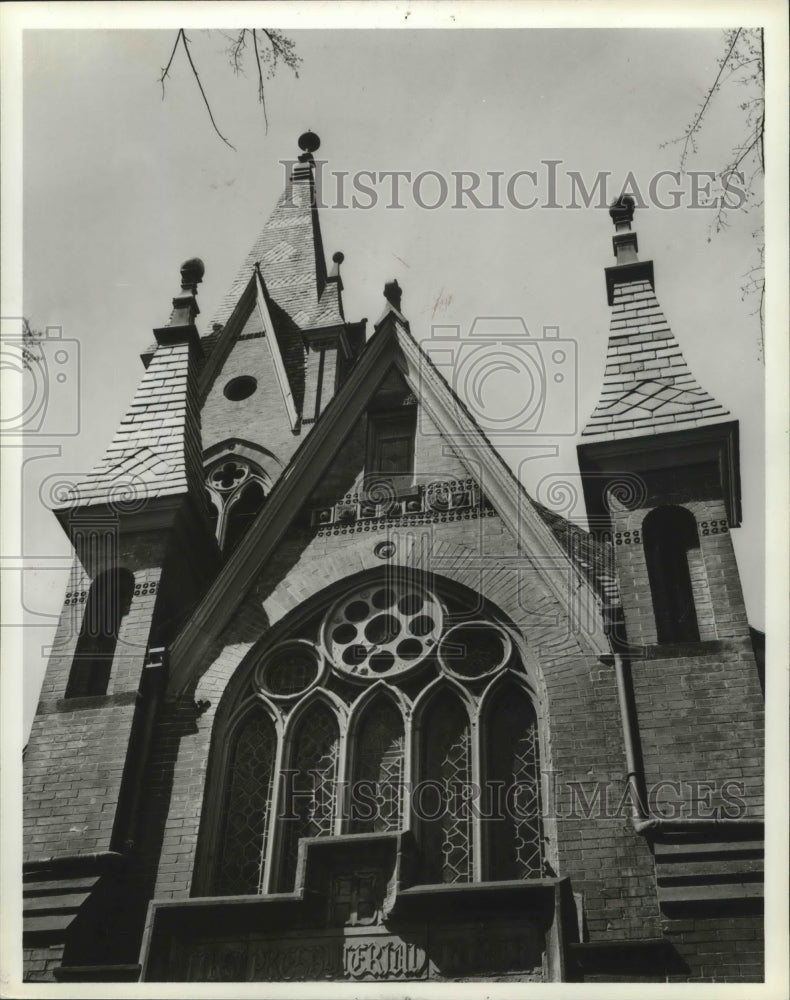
[279,701,340,890]
[351,696,404,833]
[484,684,543,880]
[216,711,276,894]
[421,692,473,884]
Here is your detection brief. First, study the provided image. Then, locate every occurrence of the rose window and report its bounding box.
[322,579,443,680]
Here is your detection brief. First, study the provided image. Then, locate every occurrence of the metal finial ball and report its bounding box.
[298,130,321,153]
[332,251,345,264]
[609,195,635,224]
[180,258,205,284]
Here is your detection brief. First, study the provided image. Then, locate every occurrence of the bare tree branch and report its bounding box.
[158,30,182,98]
[665,29,742,170]
[160,29,300,146]
[252,30,269,132]
[179,30,236,151]
[159,29,236,150]
[664,28,765,358]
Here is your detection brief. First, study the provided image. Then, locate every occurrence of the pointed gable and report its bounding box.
[196,134,364,478]
[167,298,609,694]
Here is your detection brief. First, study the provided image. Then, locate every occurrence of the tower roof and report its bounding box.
[206,132,343,354]
[581,202,730,442]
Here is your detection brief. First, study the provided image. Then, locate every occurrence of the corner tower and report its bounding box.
[578,196,745,648]
[577,197,764,927]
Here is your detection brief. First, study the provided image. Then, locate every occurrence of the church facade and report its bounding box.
[22,133,764,984]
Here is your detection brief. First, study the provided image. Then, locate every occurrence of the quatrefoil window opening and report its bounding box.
[205,459,267,552]
[210,460,250,492]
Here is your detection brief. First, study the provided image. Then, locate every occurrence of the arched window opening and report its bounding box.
[204,457,268,554]
[483,683,543,880]
[351,697,404,834]
[420,692,473,884]
[65,568,134,698]
[279,702,340,891]
[643,505,701,644]
[216,711,276,895]
[223,480,266,554]
[202,575,550,900]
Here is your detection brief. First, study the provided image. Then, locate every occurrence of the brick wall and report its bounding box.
[663,914,764,982]
[132,509,662,949]
[23,943,66,983]
[631,639,764,816]
[201,334,304,467]
[24,538,164,861]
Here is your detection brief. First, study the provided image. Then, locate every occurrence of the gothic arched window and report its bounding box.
[65,568,134,698]
[201,573,549,898]
[350,695,404,833]
[483,682,542,880]
[205,458,268,554]
[279,701,340,891]
[643,505,701,644]
[420,690,473,884]
[216,711,277,895]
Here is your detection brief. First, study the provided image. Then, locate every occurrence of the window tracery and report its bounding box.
[216,712,277,894]
[203,574,546,896]
[204,458,268,553]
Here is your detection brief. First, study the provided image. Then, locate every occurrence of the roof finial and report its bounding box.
[329,251,344,281]
[609,194,635,232]
[384,279,402,312]
[180,257,205,294]
[298,129,321,163]
[609,196,638,264]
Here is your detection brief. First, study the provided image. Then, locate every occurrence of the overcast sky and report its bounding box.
[15,24,769,732]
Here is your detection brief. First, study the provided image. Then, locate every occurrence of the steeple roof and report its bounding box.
[206,132,343,354]
[581,199,730,442]
[54,262,206,513]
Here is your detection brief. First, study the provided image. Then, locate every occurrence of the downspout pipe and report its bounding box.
[116,647,168,853]
[611,650,648,827]
[608,643,762,837]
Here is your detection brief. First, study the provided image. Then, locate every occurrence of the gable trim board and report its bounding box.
[166,307,610,694]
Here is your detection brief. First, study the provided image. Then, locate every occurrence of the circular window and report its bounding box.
[223,376,258,401]
[254,640,324,699]
[438,621,511,681]
[322,579,443,681]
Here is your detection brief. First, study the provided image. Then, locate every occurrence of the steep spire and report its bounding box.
[210,130,343,336]
[581,200,730,442]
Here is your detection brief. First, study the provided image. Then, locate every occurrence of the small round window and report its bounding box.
[254,640,324,700]
[223,376,257,401]
[438,621,511,681]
